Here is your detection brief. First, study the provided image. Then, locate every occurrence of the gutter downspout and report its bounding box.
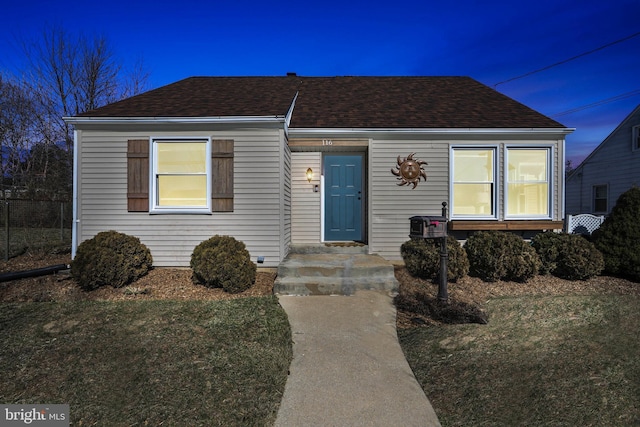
[561,137,566,222]
[71,129,79,259]
[0,264,70,283]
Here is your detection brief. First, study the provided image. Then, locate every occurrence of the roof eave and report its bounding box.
[288,127,575,137]
[63,116,288,125]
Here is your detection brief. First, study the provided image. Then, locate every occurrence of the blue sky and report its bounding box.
[2,0,639,165]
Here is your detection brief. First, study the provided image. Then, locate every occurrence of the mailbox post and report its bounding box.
[409,202,449,303]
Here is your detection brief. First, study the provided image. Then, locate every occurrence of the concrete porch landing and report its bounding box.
[273,245,399,296]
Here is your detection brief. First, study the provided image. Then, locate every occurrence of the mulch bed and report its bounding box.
[0,251,274,302]
[2,251,638,327]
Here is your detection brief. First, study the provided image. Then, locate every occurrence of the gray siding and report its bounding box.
[76,128,287,267]
[291,152,322,244]
[369,139,449,260]
[566,106,640,215]
[281,132,292,257]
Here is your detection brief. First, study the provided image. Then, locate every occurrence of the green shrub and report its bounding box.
[531,231,563,275]
[191,235,257,293]
[71,231,153,291]
[464,231,540,282]
[532,232,604,280]
[592,186,640,281]
[401,235,469,282]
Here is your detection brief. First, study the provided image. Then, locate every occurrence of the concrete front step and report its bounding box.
[288,244,369,255]
[274,250,399,296]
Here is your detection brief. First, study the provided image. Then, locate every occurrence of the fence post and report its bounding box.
[4,202,9,261]
[60,202,64,241]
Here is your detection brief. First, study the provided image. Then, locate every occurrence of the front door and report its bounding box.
[324,154,363,241]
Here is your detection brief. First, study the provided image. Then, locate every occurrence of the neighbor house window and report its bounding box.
[151,138,211,213]
[451,148,496,217]
[633,126,640,151]
[593,185,608,213]
[505,148,551,218]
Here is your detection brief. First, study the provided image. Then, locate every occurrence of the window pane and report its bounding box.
[594,185,606,198]
[508,149,547,181]
[593,185,607,212]
[594,198,607,212]
[157,142,206,174]
[506,148,549,216]
[507,183,548,215]
[453,183,493,215]
[158,175,207,206]
[453,149,493,182]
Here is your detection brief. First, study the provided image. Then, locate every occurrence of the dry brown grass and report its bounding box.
[1,251,291,426]
[394,265,640,328]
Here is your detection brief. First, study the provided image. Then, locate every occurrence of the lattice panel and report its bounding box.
[566,214,605,235]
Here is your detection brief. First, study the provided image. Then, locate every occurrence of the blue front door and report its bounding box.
[324,154,363,241]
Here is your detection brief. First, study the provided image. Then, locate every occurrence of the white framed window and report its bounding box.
[150,137,211,213]
[451,147,496,218]
[593,184,608,213]
[633,126,640,151]
[505,147,551,218]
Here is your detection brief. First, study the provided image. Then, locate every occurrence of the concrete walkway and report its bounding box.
[275,291,441,427]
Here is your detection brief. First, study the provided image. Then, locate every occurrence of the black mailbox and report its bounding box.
[409,215,447,239]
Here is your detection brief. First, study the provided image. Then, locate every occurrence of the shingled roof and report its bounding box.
[79,76,565,128]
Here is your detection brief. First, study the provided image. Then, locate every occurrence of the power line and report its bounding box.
[493,31,640,87]
[551,89,640,117]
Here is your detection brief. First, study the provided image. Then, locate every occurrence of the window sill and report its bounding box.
[149,208,212,215]
[448,220,563,231]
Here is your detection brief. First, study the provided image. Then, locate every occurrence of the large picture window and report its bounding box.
[151,138,211,213]
[452,148,495,217]
[505,148,550,217]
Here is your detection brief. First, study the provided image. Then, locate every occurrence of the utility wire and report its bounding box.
[551,89,640,117]
[493,31,640,87]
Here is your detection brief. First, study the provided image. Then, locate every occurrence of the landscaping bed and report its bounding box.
[0,251,274,302]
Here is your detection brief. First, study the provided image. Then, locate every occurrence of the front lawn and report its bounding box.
[0,297,292,426]
[399,292,640,426]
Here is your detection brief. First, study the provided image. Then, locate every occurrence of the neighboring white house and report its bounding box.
[65,75,573,267]
[566,103,640,215]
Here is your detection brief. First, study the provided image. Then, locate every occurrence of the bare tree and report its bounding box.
[0,74,41,198]
[21,26,149,153]
[7,26,151,199]
[565,159,574,177]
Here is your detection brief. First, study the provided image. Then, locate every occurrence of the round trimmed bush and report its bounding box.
[592,186,640,281]
[401,235,469,282]
[531,231,563,275]
[532,232,604,280]
[191,235,257,293]
[464,230,540,282]
[71,231,153,291]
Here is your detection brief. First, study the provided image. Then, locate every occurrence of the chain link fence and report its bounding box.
[1,200,72,260]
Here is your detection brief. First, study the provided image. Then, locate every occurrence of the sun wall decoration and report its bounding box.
[391,153,428,189]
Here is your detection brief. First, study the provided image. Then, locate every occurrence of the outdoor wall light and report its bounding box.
[306,168,314,183]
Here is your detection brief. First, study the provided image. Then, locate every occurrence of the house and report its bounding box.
[566,103,640,215]
[64,75,572,267]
